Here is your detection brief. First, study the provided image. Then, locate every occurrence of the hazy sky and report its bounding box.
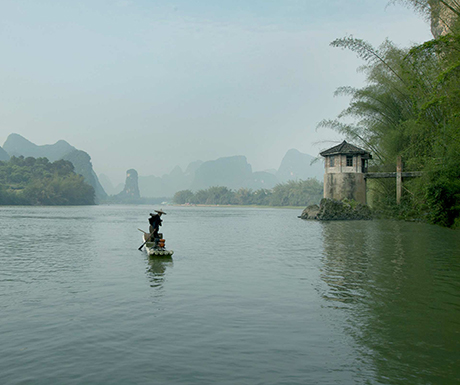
[0,0,432,184]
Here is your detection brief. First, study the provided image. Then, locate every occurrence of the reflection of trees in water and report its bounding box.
[320,221,460,384]
[146,256,173,289]
[320,221,408,306]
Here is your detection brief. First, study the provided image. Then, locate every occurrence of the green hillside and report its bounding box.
[0,156,95,205]
[2,134,107,202]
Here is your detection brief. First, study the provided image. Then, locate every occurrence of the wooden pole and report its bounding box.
[396,156,402,205]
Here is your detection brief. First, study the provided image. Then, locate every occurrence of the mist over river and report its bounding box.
[1,205,459,385]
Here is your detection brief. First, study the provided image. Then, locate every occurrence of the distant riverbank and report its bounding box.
[172,203,305,210]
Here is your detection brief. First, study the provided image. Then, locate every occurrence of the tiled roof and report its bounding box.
[320,141,371,157]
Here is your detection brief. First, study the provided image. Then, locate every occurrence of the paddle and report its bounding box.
[138,230,154,251]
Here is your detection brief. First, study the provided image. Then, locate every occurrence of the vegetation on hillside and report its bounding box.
[173,179,323,207]
[320,1,460,227]
[0,156,95,205]
[62,150,108,201]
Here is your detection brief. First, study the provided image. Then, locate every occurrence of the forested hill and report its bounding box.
[0,146,9,161]
[2,134,106,202]
[0,156,95,205]
[62,150,107,201]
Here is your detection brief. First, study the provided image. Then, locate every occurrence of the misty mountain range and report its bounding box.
[105,149,324,197]
[1,134,324,199]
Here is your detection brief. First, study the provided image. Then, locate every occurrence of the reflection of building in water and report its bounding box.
[319,221,375,305]
[320,220,460,384]
[146,257,173,289]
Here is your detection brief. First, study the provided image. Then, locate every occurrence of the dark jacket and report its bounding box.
[149,214,162,229]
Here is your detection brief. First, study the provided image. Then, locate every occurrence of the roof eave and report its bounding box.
[320,151,370,157]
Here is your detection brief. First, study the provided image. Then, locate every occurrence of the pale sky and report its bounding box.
[0,0,432,185]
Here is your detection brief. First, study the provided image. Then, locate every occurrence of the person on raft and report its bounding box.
[148,209,166,240]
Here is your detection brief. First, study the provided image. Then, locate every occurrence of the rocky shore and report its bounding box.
[299,198,373,221]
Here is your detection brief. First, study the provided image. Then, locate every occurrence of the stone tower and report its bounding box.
[320,141,372,204]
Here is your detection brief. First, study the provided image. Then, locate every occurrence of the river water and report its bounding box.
[1,205,459,385]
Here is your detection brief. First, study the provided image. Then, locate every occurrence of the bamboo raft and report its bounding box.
[139,229,174,257]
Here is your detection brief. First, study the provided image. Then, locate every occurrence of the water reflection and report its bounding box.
[145,256,173,289]
[320,220,460,384]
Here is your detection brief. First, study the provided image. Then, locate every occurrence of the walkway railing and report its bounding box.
[363,156,422,204]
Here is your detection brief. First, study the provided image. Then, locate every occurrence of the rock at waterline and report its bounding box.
[299,204,320,220]
[299,198,373,221]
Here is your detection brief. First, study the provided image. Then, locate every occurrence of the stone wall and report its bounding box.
[323,173,367,204]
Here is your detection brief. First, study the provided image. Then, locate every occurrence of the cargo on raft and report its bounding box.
[139,230,174,257]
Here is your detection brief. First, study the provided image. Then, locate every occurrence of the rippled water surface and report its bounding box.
[1,205,459,384]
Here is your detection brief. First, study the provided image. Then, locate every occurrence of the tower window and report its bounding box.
[346,155,353,167]
[329,156,335,167]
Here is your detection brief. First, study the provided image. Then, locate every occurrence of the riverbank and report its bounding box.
[172,203,305,210]
[299,198,373,221]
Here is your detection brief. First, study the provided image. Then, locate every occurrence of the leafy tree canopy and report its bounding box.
[172,179,323,207]
[320,2,460,227]
[0,156,95,205]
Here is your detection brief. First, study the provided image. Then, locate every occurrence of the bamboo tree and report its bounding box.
[321,20,460,226]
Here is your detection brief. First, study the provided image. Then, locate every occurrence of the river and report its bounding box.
[1,205,459,384]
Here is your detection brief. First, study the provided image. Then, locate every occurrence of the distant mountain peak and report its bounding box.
[3,133,36,152]
[54,139,73,147]
[0,146,9,161]
[170,165,184,177]
[3,133,76,161]
[117,169,140,200]
[5,133,31,141]
[190,155,254,191]
[185,160,203,176]
[276,148,323,182]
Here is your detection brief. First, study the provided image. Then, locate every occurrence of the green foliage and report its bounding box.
[0,156,95,205]
[172,189,194,204]
[251,189,272,205]
[172,179,323,207]
[321,14,460,227]
[270,180,323,207]
[422,169,460,226]
[202,186,235,205]
[61,150,106,199]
